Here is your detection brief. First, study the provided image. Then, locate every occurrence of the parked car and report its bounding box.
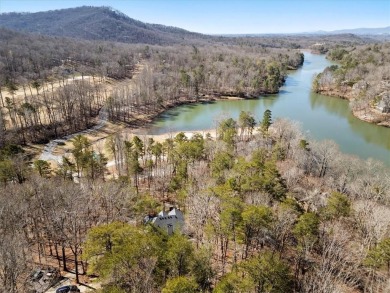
[56,285,80,293]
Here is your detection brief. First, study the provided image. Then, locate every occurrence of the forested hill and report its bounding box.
[0,6,376,47]
[0,6,211,45]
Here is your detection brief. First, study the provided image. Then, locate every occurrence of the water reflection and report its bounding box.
[148,53,390,166]
[310,92,350,117]
[310,93,390,150]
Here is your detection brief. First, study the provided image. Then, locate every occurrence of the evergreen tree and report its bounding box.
[240,205,273,259]
[241,251,293,293]
[238,111,256,140]
[162,277,198,293]
[33,159,52,178]
[364,238,390,276]
[261,109,272,135]
[165,234,194,277]
[218,118,237,150]
[322,191,351,221]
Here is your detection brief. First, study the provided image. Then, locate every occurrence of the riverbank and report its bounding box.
[34,49,305,162]
[38,52,390,167]
[36,93,258,164]
[316,87,390,128]
[36,85,291,166]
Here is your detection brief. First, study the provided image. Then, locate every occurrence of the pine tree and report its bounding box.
[261,109,272,135]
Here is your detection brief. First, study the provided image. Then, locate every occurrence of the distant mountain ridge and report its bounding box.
[308,26,390,35]
[0,6,210,44]
[219,27,390,37]
[0,6,382,46]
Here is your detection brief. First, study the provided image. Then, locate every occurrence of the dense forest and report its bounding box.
[0,6,211,45]
[0,27,143,145]
[313,43,390,126]
[0,5,389,293]
[106,45,304,124]
[0,27,303,146]
[1,111,390,292]
[0,6,375,47]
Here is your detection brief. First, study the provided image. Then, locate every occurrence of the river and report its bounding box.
[147,52,390,166]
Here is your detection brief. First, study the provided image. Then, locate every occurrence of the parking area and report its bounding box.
[45,273,101,293]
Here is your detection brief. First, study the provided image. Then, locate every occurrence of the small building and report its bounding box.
[144,207,185,235]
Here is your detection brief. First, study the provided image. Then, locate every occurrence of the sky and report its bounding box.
[0,0,389,34]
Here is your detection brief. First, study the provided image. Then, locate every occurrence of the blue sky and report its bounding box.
[0,0,389,34]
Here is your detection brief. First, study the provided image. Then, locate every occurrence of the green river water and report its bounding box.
[147,52,390,166]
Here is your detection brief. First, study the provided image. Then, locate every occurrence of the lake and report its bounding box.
[147,52,390,166]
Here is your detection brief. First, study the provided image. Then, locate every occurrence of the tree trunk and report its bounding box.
[55,243,61,269]
[74,249,79,284]
[62,244,67,271]
[0,87,4,107]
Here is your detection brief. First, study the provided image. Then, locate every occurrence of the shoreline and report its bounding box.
[116,91,278,128]
[35,95,263,164]
[316,88,390,128]
[36,58,306,162]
